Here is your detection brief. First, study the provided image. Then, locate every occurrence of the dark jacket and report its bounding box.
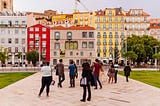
[82,62,92,83]
[124,65,131,76]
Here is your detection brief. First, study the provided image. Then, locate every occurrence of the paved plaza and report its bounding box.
[0,69,160,106]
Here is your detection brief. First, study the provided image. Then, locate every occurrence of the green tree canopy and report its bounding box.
[26,50,39,66]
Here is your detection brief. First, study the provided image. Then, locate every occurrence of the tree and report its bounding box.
[26,50,39,66]
[127,35,160,66]
[0,48,9,66]
[122,51,138,64]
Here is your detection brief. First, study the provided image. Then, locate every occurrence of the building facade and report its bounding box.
[27,24,50,63]
[0,0,13,12]
[125,9,150,37]
[0,11,27,65]
[94,8,125,63]
[50,25,96,66]
[150,18,160,41]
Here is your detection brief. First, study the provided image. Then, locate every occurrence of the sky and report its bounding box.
[14,0,160,18]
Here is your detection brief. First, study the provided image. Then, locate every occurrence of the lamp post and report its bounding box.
[154,46,158,67]
[125,38,127,65]
[39,36,41,67]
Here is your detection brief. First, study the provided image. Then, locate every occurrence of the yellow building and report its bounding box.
[94,7,125,63]
[73,12,93,26]
[52,14,74,27]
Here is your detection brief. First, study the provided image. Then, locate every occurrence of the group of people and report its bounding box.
[107,62,132,84]
[38,59,132,102]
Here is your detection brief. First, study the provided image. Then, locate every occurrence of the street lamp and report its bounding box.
[38,36,41,67]
[154,46,158,67]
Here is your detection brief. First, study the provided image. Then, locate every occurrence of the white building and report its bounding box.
[0,10,27,65]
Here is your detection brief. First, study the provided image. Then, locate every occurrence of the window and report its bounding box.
[29,41,34,47]
[82,42,87,48]
[103,16,106,22]
[109,32,112,38]
[1,38,5,43]
[55,32,60,40]
[103,32,107,38]
[97,32,101,38]
[42,27,46,32]
[109,24,112,30]
[55,43,60,50]
[15,29,19,34]
[65,41,78,50]
[22,21,26,25]
[80,52,84,56]
[67,32,72,40]
[30,27,34,31]
[8,21,12,26]
[15,21,18,25]
[82,32,87,38]
[53,59,57,65]
[109,39,112,45]
[115,32,118,38]
[35,27,39,31]
[88,42,94,48]
[42,41,46,47]
[42,34,46,38]
[8,47,11,53]
[54,52,57,56]
[97,39,101,45]
[30,34,34,38]
[22,38,25,44]
[89,32,94,38]
[97,16,100,22]
[115,39,119,45]
[103,24,106,30]
[103,47,107,52]
[15,47,18,52]
[103,39,107,45]
[22,29,26,34]
[70,51,73,56]
[15,38,19,44]
[97,24,100,30]
[97,46,101,53]
[8,38,12,43]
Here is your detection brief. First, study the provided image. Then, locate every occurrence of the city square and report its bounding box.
[0,68,160,106]
[0,0,160,106]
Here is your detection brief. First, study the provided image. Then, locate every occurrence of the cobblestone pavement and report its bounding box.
[0,70,160,106]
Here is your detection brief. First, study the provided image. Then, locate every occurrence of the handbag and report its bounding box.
[80,77,87,87]
[51,80,55,85]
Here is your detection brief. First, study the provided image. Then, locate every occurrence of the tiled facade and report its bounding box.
[27,24,50,63]
[50,26,96,66]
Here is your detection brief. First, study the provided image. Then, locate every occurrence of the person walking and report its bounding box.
[68,60,76,87]
[38,62,52,97]
[80,59,92,102]
[55,59,65,87]
[107,63,115,84]
[114,62,119,83]
[93,59,102,89]
[124,62,132,82]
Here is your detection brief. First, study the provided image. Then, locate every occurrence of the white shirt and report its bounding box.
[41,66,52,77]
[114,64,119,71]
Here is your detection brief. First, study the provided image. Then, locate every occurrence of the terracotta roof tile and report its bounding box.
[51,25,95,30]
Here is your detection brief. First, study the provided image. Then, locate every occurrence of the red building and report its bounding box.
[27,24,50,62]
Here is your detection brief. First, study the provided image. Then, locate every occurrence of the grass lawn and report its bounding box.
[118,71,160,88]
[0,72,36,89]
